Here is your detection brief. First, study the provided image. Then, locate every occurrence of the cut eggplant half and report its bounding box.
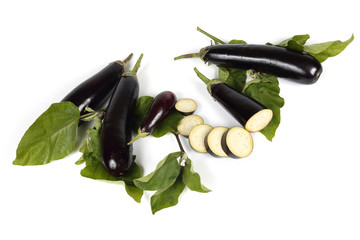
[175,98,198,115]
[177,114,204,137]
[245,109,273,132]
[221,127,253,158]
[204,126,229,157]
[189,124,213,153]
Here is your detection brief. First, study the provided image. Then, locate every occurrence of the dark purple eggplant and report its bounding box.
[100,54,143,176]
[194,68,273,133]
[175,44,322,84]
[129,91,177,144]
[61,54,133,115]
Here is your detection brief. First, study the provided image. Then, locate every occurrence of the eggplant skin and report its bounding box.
[210,83,267,127]
[202,44,323,84]
[61,61,125,114]
[140,91,177,134]
[101,76,139,176]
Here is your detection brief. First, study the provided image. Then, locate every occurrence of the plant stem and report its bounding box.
[174,52,200,60]
[173,133,185,153]
[123,53,144,77]
[123,53,133,65]
[79,108,106,121]
[196,27,226,44]
[194,67,210,85]
[132,53,144,74]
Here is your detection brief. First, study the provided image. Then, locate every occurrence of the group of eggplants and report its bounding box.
[13,27,353,214]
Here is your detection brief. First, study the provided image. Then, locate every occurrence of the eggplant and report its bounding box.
[189,124,213,153]
[129,91,177,144]
[194,68,273,133]
[177,114,204,137]
[175,98,198,115]
[61,54,133,115]
[204,126,229,157]
[101,54,143,176]
[221,127,253,158]
[175,44,322,84]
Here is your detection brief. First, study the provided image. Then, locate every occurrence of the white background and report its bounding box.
[1,0,359,239]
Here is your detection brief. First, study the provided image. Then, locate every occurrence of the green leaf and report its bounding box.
[13,102,80,165]
[267,34,310,51]
[182,158,210,193]
[151,111,183,137]
[228,39,247,44]
[303,34,354,62]
[243,73,285,141]
[125,184,143,203]
[219,67,247,92]
[134,151,183,191]
[150,170,185,214]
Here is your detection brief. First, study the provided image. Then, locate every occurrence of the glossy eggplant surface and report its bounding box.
[101,75,139,176]
[202,44,322,84]
[210,82,272,132]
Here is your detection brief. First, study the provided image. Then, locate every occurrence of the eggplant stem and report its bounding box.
[196,27,226,44]
[124,53,144,77]
[128,129,149,145]
[123,53,133,65]
[174,52,200,60]
[131,53,144,74]
[194,67,210,85]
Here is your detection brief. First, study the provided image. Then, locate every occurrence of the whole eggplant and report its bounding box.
[101,54,143,176]
[129,91,177,144]
[61,54,132,114]
[177,44,323,84]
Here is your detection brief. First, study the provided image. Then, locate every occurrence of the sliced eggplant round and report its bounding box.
[189,124,213,153]
[221,127,253,158]
[204,126,229,157]
[245,109,273,132]
[177,114,204,137]
[175,98,198,115]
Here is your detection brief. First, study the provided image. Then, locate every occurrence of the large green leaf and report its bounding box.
[13,101,80,165]
[182,158,210,193]
[243,73,285,141]
[219,67,247,92]
[150,170,185,214]
[134,151,183,191]
[267,34,310,51]
[304,34,354,62]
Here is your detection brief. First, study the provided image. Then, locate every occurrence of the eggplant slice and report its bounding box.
[245,109,273,132]
[221,127,253,158]
[177,114,204,137]
[189,124,213,153]
[204,126,229,157]
[175,98,198,115]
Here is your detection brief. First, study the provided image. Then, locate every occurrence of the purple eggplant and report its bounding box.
[129,91,177,144]
[175,44,322,84]
[101,54,143,176]
[61,54,132,115]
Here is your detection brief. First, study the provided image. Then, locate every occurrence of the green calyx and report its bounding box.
[128,128,149,145]
[193,67,223,95]
[115,53,134,67]
[123,53,144,77]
